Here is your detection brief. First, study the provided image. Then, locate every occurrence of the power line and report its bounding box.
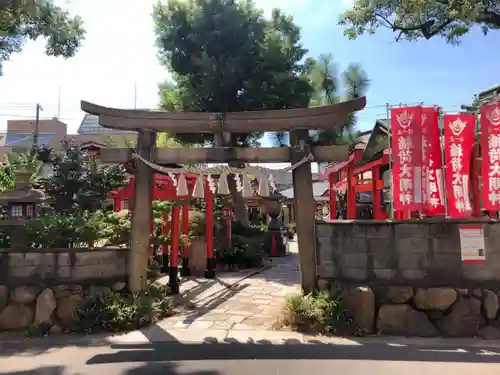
[0,113,82,121]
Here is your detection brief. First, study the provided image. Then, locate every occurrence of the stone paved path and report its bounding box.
[159,242,300,331]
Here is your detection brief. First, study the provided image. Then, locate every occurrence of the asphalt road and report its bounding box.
[1,341,500,375]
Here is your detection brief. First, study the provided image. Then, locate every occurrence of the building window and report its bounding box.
[25,204,34,218]
[11,204,23,217]
[122,199,129,210]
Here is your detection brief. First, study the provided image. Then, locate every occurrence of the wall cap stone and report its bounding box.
[316,219,495,225]
[0,247,130,254]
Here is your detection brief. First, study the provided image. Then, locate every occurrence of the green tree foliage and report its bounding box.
[153,0,316,226]
[340,0,500,44]
[153,0,315,146]
[104,132,183,148]
[0,0,85,74]
[37,142,128,212]
[309,54,370,146]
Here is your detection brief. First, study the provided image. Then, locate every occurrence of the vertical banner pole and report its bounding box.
[438,106,450,218]
[386,103,394,219]
[473,108,482,217]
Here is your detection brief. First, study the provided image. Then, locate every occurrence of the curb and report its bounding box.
[108,328,500,348]
[2,329,500,352]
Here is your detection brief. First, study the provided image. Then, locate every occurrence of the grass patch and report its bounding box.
[277,290,355,335]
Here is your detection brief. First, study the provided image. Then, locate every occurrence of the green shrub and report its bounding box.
[23,206,167,249]
[280,291,354,335]
[231,221,263,237]
[216,233,264,268]
[97,210,132,247]
[74,282,174,334]
[25,211,102,248]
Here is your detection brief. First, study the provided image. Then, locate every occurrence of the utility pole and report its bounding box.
[57,85,61,119]
[33,103,42,150]
[133,81,137,109]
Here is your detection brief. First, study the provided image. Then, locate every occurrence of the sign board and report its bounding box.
[459,225,486,263]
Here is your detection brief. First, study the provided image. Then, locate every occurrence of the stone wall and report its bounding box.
[0,248,129,331]
[316,220,500,339]
[0,248,128,286]
[319,281,500,339]
[316,220,500,287]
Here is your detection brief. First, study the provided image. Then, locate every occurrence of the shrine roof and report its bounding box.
[279,181,329,200]
[79,140,108,149]
[362,116,445,160]
[476,84,500,101]
[362,119,390,160]
[77,113,137,135]
[5,133,55,148]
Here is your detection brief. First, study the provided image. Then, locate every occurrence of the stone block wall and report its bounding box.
[316,220,500,339]
[0,248,128,286]
[0,248,129,331]
[316,220,500,287]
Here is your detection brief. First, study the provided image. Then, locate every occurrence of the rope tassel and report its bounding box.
[258,174,270,197]
[217,173,230,195]
[269,174,277,192]
[176,173,189,196]
[235,174,243,192]
[192,174,205,198]
[208,174,217,194]
[242,174,253,198]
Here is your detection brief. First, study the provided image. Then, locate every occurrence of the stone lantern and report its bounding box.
[261,192,286,256]
[0,171,46,219]
[0,171,46,248]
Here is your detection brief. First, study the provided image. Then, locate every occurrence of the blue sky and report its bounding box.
[0,0,499,142]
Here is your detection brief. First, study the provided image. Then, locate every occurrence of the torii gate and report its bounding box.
[81,98,367,294]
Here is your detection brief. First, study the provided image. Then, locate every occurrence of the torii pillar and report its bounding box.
[290,130,317,294]
[129,130,156,293]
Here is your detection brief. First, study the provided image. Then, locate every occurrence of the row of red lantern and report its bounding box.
[390,102,500,218]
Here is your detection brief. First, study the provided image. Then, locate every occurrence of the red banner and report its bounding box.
[421,107,445,215]
[443,114,475,218]
[391,106,423,211]
[480,103,500,210]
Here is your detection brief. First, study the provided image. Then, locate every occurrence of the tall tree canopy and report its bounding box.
[153,0,316,226]
[153,0,315,146]
[340,0,500,44]
[0,0,85,74]
[309,54,370,146]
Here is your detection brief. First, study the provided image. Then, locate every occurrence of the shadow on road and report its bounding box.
[176,283,249,324]
[0,334,113,357]
[0,364,221,375]
[0,367,68,375]
[83,340,500,364]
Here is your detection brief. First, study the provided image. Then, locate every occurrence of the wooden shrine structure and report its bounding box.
[81,97,367,294]
[320,119,488,220]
